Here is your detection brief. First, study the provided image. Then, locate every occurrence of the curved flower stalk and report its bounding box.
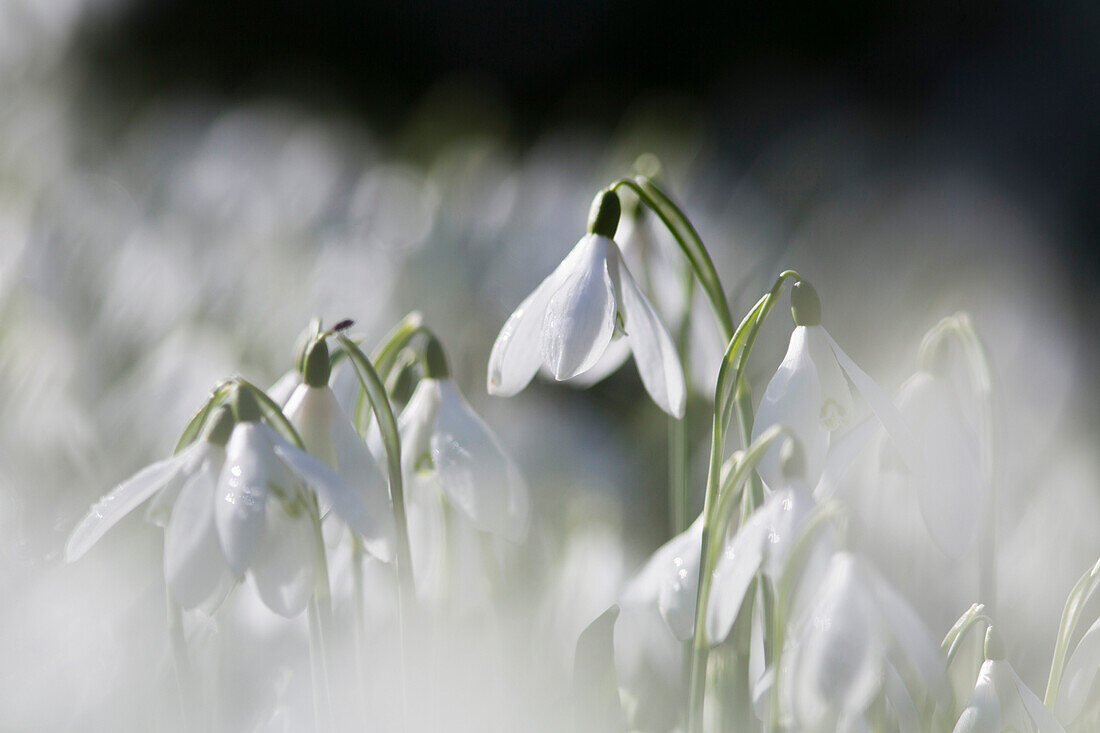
[784,552,948,731]
[403,336,529,546]
[282,336,396,563]
[883,369,982,559]
[66,405,237,612]
[753,280,919,492]
[214,384,378,618]
[955,628,1064,733]
[487,188,686,418]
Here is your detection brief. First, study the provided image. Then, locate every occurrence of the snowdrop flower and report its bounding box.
[620,515,703,642]
[754,280,918,491]
[487,189,686,417]
[706,450,823,646]
[883,370,982,559]
[401,337,529,543]
[955,627,1064,733]
[215,385,380,617]
[1054,616,1100,727]
[281,337,396,562]
[66,406,236,612]
[785,552,947,731]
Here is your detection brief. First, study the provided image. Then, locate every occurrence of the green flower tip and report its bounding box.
[303,338,331,387]
[779,436,806,481]
[984,625,1005,661]
[230,383,262,423]
[389,360,419,404]
[791,280,822,327]
[587,189,621,239]
[203,404,236,447]
[424,336,450,380]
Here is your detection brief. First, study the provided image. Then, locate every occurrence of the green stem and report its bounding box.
[686,425,787,733]
[669,271,695,538]
[353,313,427,434]
[609,177,735,341]
[237,378,307,449]
[173,381,233,453]
[336,334,414,731]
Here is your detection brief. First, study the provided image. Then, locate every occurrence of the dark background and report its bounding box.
[78,0,1099,311]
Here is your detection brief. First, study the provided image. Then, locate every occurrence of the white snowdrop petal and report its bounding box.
[540,234,617,380]
[805,325,854,432]
[431,380,527,541]
[815,417,875,500]
[215,423,277,576]
[754,327,828,490]
[864,560,948,701]
[656,525,703,642]
[883,661,921,733]
[268,368,303,408]
[1057,616,1100,724]
[249,499,317,618]
[487,240,582,396]
[284,384,337,468]
[953,660,1002,733]
[823,329,921,477]
[269,425,375,547]
[165,455,233,611]
[617,250,686,418]
[328,392,396,562]
[792,554,884,728]
[706,509,769,644]
[566,334,632,388]
[896,373,982,559]
[65,443,199,562]
[1009,665,1066,733]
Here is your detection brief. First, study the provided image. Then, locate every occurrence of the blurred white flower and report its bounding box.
[282,338,395,563]
[66,407,236,612]
[884,370,982,559]
[487,189,686,417]
[1055,616,1100,727]
[401,346,529,543]
[215,386,379,618]
[955,631,1064,733]
[620,515,703,642]
[754,280,917,491]
[785,552,947,731]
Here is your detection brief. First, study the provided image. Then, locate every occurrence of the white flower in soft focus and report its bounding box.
[401,345,529,544]
[487,189,686,417]
[215,386,380,618]
[884,370,982,559]
[66,406,236,612]
[786,552,947,731]
[282,338,395,562]
[1055,616,1100,727]
[754,280,918,491]
[620,516,704,642]
[955,629,1064,733]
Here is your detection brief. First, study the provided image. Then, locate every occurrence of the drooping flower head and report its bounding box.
[954,627,1064,733]
[214,384,383,617]
[487,189,686,417]
[282,336,396,562]
[66,405,237,612]
[754,279,918,492]
[404,336,529,546]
